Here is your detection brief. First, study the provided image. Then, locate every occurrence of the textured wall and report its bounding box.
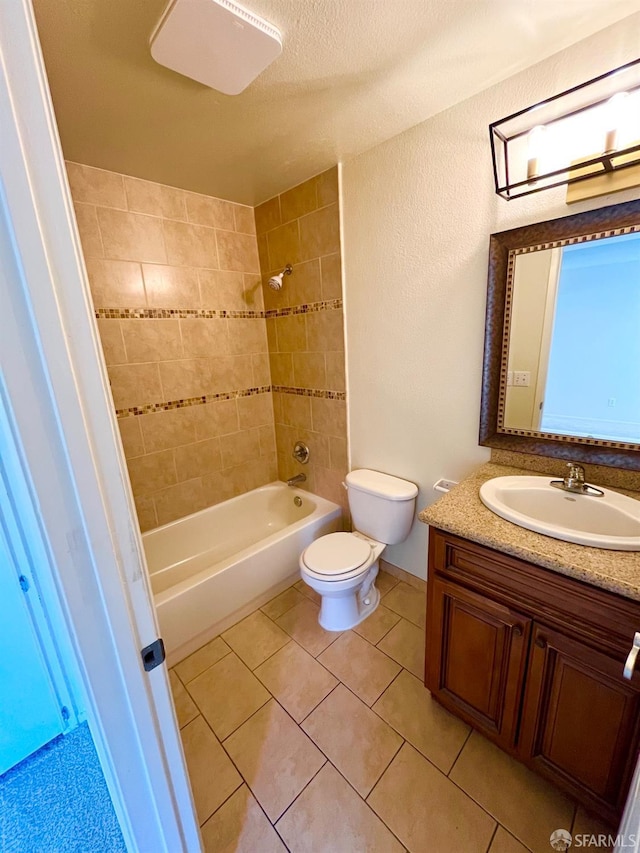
[255,168,349,515]
[341,15,640,578]
[68,162,275,530]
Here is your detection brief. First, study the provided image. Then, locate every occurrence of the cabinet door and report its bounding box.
[426,577,531,746]
[520,624,640,821]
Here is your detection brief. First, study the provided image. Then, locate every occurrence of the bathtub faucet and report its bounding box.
[287,473,306,487]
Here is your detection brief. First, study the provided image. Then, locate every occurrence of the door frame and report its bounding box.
[0,2,200,849]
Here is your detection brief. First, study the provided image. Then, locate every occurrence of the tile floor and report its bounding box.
[169,571,613,853]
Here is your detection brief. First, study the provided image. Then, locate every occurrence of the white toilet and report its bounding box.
[299,469,418,631]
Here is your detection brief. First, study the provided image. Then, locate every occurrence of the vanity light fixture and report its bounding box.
[490,57,640,201]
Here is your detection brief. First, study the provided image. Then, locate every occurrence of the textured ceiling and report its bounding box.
[33,0,640,205]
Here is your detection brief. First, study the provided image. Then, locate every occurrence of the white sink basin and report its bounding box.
[479,476,640,551]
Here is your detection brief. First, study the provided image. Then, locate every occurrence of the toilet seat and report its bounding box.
[301,532,372,580]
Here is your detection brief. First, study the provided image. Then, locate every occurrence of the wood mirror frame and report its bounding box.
[479,196,640,471]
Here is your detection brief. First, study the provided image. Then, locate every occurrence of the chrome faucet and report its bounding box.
[550,462,604,497]
[287,473,306,487]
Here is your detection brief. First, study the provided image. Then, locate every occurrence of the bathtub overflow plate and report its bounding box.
[294,495,303,507]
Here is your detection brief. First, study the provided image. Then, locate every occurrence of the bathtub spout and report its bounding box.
[287,473,306,487]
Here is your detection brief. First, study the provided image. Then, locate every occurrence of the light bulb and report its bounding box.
[527,125,546,182]
[604,91,628,154]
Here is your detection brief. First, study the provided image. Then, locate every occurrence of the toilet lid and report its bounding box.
[303,532,371,577]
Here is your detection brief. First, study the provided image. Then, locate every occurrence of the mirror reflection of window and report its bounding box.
[503,231,640,444]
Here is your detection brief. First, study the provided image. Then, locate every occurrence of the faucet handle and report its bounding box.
[566,462,585,481]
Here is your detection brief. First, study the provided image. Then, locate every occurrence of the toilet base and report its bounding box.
[316,566,381,631]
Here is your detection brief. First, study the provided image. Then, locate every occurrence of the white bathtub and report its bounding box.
[143,482,341,663]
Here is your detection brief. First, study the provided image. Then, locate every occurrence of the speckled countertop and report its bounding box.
[418,462,640,603]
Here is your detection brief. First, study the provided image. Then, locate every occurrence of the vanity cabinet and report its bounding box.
[425,528,640,825]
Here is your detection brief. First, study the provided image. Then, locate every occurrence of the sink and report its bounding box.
[479,476,640,551]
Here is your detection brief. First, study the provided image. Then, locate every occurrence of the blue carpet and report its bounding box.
[0,723,126,853]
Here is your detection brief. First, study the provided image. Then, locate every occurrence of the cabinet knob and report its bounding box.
[535,636,547,649]
[513,625,523,637]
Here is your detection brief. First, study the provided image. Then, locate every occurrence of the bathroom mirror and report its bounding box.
[479,197,640,470]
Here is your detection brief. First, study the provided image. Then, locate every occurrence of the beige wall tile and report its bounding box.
[180,318,229,358]
[279,393,312,429]
[299,204,340,261]
[134,494,157,532]
[139,407,197,453]
[67,162,126,209]
[192,399,239,440]
[198,269,245,310]
[227,319,267,355]
[127,449,177,496]
[210,355,254,392]
[255,196,281,234]
[159,358,214,400]
[325,351,346,392]
[108,362,162,409]
[154,477,207,525]
[280,178,318,224]
[124,176,188,220]
[329,435,348,471]
[237,393,273,429]
[258,425,277,457]
[186,193,236,230]
[217,230,260,274]
[73,203,103,259]
[97,207,166,264]
[243,273,264,310]
[117,416,144,458]
[267,220,300,270]
[121,319,183,363]
[269,352,294,386]
[220,428,261,468]
[320,252,343,300]
[86,259,145,307]
[257,234,270,273]
[311,397,346,437]
[174,437,223,481]
[252,353,272,386]
[163,219,218,268]
[275,314,306,353]
[306,308,344,351]
[316,166,339,207]
[293,352,326,389]
[96,319,126,364]
[202,468,244,506]
[313,465,347,505]
[266,318,277,351]
[234,205,256,235]
[142,264,199,307]
[291,258,323,304]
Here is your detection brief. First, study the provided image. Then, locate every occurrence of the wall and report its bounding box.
[68,162,274,531]
[255,168,348,516]
[341,14,640,578]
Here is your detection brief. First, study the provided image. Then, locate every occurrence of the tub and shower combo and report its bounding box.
[143,482,341,662]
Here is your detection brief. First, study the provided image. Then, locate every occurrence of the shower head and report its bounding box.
[268,264,293,290]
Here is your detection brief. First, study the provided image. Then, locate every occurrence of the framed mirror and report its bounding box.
[479,197,640,470]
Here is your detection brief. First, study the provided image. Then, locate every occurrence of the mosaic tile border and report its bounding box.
[95,299,342,321]
[272,386,346,401]
[115,385,271,419]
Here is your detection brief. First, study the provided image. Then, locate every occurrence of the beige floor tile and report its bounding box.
[302,684,403,796]
[489,827,532,853]
[276,762,404,853]
[276,598,340,657]
[180,716,242,824]
[377,617,425,678]
[373,669,470,773]
[450,731,575,853]
[294,578,321,604]
[376,569,399,596]
[200,785,287,853]
[174,636,231,684]
[187,653,270,740]
[318,632,401,706]
[222,610,290,670]
[255,641,337,723]
[224,699,325,822]
[353,603,401,645]
[368,742,496,853]
[382,581,426,628]
[261,586,304,620]
[573,806,615,852]
[169,670,198,728]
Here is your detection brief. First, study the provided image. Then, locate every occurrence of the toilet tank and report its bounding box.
[346,469,418,545]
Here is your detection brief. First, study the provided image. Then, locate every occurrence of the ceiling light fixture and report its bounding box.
[490,57,640,201]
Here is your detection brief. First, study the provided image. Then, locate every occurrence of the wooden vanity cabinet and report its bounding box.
[425,528,640,825]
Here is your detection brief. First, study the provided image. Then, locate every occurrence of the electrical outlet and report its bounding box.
[513,371,530,387]
[507,371,513,386]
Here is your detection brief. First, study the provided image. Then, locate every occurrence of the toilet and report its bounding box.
[299,469,418,631]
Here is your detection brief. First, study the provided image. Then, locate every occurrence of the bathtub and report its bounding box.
[143,482,341,663]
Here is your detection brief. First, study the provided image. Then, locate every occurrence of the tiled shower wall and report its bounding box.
[67,162,275,530]
[256,168,348,515]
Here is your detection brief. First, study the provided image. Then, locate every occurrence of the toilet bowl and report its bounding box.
[299,469,418,631]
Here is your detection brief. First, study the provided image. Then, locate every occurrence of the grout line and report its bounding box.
[447,727,473,778]
[197,775,244,830]
[485,823,499,853]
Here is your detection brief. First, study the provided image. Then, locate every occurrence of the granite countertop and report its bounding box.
[418,462,640,602]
